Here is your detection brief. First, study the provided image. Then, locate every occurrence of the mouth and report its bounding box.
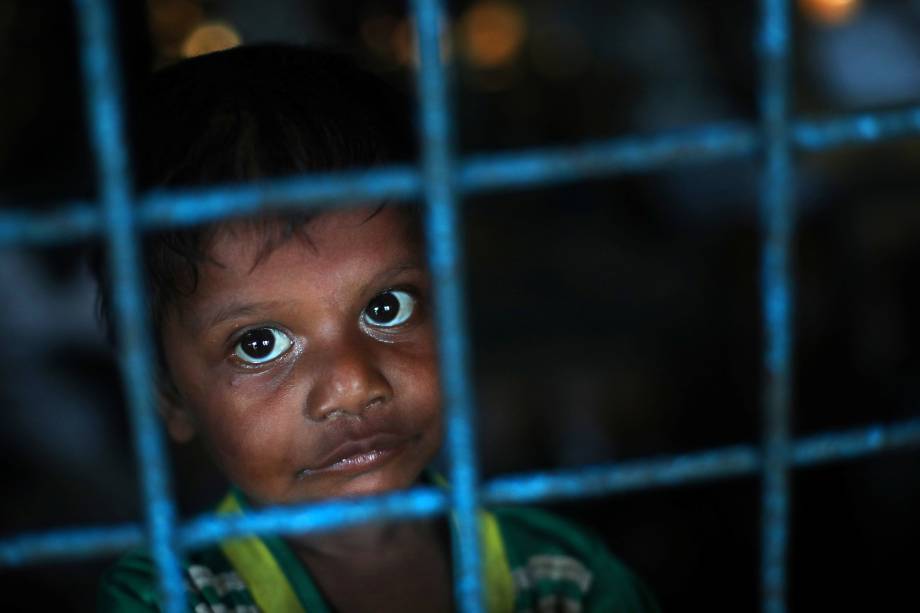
[296,432,411,479]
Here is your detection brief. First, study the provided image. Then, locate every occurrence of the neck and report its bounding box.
[287,517,442,562]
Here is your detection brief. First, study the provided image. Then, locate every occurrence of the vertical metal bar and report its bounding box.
[758,1,794,613]
[410,1,484,611]
[73,1,185,611]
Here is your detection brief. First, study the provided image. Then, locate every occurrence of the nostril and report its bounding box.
[325,408,360,422]
[363,395,387,412]
[312,395,386,422]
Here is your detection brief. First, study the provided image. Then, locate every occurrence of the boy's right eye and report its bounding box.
[234,327,293,364]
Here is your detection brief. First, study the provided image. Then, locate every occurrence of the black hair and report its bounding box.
[90,44,417,382]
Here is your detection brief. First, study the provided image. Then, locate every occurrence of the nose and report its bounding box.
[304,337,392,421]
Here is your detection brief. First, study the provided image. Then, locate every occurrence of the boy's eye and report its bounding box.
[363,290,416,328]
[234,328,292,364]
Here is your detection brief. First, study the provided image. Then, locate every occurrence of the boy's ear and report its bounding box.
[157,384,197,443]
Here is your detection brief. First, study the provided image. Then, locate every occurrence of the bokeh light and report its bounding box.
[799,0,862,25]
[180,21,241,58]
[390,18,416,66]
[459,1,525,68]
[148,0,203,60]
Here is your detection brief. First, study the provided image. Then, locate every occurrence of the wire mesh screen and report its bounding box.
[1,0,920,612]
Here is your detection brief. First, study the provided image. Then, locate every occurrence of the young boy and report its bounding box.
[95,45,659,612]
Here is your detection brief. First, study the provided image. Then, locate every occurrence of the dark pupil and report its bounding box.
[367,292,399,324]
[241,329,274,359]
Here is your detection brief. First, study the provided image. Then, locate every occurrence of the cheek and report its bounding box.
[189,380,302,476]
[387,341,442,431]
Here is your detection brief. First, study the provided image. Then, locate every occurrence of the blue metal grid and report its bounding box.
[1,0,920,611]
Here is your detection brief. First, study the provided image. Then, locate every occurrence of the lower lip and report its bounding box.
[297,444,405,479]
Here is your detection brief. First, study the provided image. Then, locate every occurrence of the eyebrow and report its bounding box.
[359,262,425,296]
[194,263,426,332]
[197,299,288,332]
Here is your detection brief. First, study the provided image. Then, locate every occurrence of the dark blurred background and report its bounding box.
[2,0,919,610]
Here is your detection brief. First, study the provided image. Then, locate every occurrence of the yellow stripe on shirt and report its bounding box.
[217,493,307,613]
[480,509,516,613]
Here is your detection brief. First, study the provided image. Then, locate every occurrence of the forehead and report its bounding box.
[176,206,422,320]
[213,205,415,262]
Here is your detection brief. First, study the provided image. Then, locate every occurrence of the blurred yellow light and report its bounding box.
[799,0,861,25]
[181,21,241,58]
[460,1,525,68]
[148,0,203,59]
[390,18,417,66]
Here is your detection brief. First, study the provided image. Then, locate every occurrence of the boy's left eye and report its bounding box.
[362,290,416,328]
[234,327,292,364]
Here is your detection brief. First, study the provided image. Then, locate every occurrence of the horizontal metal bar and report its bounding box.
[484,416,920,506]
[0,523,143,567]
[0,203,99,246]
[0,179,422,253]
[794,105,920,150]
[1,418,918,568]
[179,486,447,549]
[4,105,920,249]
[0,487,448,568]
[0,165,420,250]
[0,122,754,248]
[140,165,421,230]
[459,123,757,193]
[793,417,920,466]
[483,446,760,506]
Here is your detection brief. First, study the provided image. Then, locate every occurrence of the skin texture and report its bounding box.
[159,206,443,506]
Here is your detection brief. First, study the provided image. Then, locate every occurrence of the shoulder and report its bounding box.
[97,548,161,612]
[490,506,660,613]
[97,546,255,613]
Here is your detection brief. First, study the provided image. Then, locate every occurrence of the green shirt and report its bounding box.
[99,491,659,612]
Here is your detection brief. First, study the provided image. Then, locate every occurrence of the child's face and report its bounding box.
[159,206,442,505]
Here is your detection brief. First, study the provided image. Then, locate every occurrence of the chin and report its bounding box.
[333,470,418,500]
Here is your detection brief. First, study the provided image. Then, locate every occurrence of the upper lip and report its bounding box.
[306,431,408,472]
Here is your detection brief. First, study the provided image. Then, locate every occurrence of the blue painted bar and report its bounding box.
[758,1,793,612]
[0,202,99,246]
[140,164,420,228]
[5,105,920,249]
[484,446,760,505]
[460,123,757,192]
[73,1,185,611]
[0,524,144,567]
[181,487,448,548]
[794,105,920,150]
[792,417,920,466]
[485,417,920,506]
[3,418,919,568]
[411,1,484,611]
